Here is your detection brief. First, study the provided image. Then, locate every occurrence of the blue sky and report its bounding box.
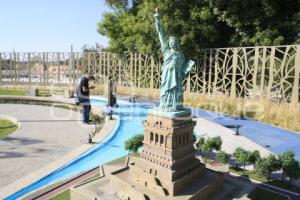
[0,0,110,52]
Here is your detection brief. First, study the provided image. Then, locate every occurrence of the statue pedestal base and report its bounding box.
[148,108,191,118]
[110,108,223,199]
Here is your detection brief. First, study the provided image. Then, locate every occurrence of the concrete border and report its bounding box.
[19,115,120,200]
[229,172,300,197]
[0,96,119,199]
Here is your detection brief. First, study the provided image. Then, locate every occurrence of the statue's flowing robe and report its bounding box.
[155,14,194,112]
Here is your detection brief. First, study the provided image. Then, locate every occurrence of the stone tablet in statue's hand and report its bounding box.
[188,60,195,68]
[184,60,195,75]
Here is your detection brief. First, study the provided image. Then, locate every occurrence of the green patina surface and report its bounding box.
[154,12,194,112]
[148,108,191,119]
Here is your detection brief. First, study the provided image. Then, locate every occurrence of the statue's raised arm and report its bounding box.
[153,8,194,112]
[154,8,168,53]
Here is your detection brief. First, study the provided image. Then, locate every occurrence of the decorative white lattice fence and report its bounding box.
[0,45,299,104]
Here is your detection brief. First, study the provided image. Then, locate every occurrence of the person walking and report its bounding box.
[76,73,95,123]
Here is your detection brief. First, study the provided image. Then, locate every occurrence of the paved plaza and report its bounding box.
[0,104,94,187]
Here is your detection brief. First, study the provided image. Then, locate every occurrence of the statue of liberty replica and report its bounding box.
[154,8,195,112]
[109,8,223,200]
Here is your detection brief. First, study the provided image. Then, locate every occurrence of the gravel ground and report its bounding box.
[0,104,94,187]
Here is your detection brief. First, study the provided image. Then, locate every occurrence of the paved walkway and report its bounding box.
[0,104,94,188]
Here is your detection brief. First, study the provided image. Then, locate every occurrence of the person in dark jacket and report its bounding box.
[76,73,95,123]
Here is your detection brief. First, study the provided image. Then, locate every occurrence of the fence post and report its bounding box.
[213,50,219,94]
[230,48,238,98]
[87,52,91,74]
[208,49,213,94]
[186,75,191,93]
[260,47,267,92]
[134,53,137,87]
[118,57,122,85]
[28,53,31,83]
[102,53,106,81]
[253,47,259,91]
[202,50,207,94]
[138,53,142,88]
[291,45,300,104]
[16,53,19,82]
[266,47,275,99]
[13,51,17,82]
[57,53,60,83]
[43,52,47,83]
[150,57,154,89]
[130,53,134,87]
[0,53,2,83]
[69,45,74,84]
[46,52,49,83]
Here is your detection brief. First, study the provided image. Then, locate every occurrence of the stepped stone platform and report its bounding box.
[71,161,254,200]
[110,109,223,200]
[70,108,255,200]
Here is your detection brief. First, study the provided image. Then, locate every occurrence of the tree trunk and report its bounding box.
[125,151,131,167]
[289,177,292,187]
[281,171,285,181]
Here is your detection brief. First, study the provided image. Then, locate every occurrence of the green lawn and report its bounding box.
[0,119,18,139]
[77,173,101,186]
[49,190,70,200]
[230,167,299,192]
[251,187,288,200]
[108,155,127,164]
[36,90,52,97]
[0,88,25,96]
[108,152,140,164]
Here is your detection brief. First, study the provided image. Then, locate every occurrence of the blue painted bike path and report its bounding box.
[4,98,149,200]
[191,108,300,160]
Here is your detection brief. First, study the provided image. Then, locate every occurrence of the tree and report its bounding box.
[284,160,300,184]
[98,0,300,57]
[124,133,144,166]
[98,0,234,57]
[125,133,144,153]
[233,147,250,171]
[81,43,104,52]
[216,151,230,164]
[210,0,300,46]
[196,136,223,163]
[256,158,269,180]
[256,154,281,181]
[208,136,223,152]
[279,150,300,182]
[196,137,206,150]
[196,137,214,163]
[248,150,261,171]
